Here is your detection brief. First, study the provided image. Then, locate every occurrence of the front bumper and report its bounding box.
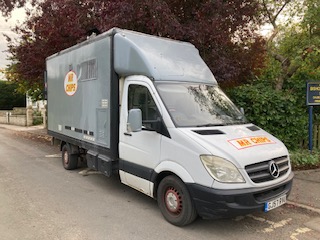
[187,172,294,219]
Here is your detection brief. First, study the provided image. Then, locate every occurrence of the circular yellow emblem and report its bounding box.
[64,71,78,96]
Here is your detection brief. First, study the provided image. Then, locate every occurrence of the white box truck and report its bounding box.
[46,28,293,226]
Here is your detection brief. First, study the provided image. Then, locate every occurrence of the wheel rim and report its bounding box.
[63,151,69,165]
[165,187,182,215]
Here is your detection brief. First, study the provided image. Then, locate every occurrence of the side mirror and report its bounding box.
[127,109,142,132]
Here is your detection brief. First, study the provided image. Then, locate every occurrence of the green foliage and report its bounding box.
[259,0,320,92]
[33,117,43,125]
[32,111,43,125]
[33,110,42,117]
[0,81,26,110]
[5,0,265,101]
[290,149,320,170]
[302,0,320,36]
[227,81,308,150]
[231,0,320,151]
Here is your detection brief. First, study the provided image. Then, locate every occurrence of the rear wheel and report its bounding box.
[61,144,78,170]
[157,175,197,226]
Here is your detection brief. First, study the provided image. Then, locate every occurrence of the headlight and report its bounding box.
[200,155,245,183]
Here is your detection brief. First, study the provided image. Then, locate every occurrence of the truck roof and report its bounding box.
[47,28,217,84]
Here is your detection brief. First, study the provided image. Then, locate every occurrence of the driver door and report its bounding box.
[119,81,162,196]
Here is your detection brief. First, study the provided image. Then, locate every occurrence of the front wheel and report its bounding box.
[157,175,197,226]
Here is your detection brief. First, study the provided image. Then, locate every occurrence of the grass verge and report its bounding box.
[290,149,320,170]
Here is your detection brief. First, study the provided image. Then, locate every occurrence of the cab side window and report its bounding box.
[128,84,159,129]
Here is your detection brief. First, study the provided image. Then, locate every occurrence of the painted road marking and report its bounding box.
[290,227,312,240]
[45,154,61,158]
[235,214,315,239]
[245,214,292,233]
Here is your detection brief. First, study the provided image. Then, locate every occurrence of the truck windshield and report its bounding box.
[156,83,247,127]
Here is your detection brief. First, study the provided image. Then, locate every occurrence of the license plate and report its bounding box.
[264,195,286,212]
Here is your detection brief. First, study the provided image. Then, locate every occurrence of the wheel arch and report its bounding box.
[60,141,67,151]
[60,141,80,154]
[152,161,194,198]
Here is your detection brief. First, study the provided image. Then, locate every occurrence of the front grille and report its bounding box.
[245,156,290,183]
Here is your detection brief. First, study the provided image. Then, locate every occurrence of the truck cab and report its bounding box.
[118,75,292,226]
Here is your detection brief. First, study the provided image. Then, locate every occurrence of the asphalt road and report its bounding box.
[0,128,319,240]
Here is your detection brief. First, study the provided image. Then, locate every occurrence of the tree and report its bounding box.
[5,0,96,99]
[0,81,26,109]
[5,0,266,100]
[260,0,319,90]
[0,0,25,16]
[94,0,266,85]
[228,0,320,149]
[0,0,38,16]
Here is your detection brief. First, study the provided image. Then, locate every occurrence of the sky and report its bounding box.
[0,8,26,78]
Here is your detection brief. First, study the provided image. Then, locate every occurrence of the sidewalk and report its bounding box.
[288,169,320,214]
[0,123,320,214]
[0,123,48,136]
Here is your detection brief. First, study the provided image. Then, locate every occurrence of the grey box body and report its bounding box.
[46,34,112,149]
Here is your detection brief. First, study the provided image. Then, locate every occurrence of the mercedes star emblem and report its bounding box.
[269,161,280,179]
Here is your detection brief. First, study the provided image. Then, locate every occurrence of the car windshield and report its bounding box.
[156,83,247,127]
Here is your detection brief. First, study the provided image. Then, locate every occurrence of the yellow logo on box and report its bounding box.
[229,136,275,150]
[64,71,78,96]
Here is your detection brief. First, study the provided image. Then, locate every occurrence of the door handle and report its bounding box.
[124,132,132,136]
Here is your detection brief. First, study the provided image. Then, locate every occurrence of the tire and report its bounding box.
[157,175,197,226]
[61,144,78,170]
